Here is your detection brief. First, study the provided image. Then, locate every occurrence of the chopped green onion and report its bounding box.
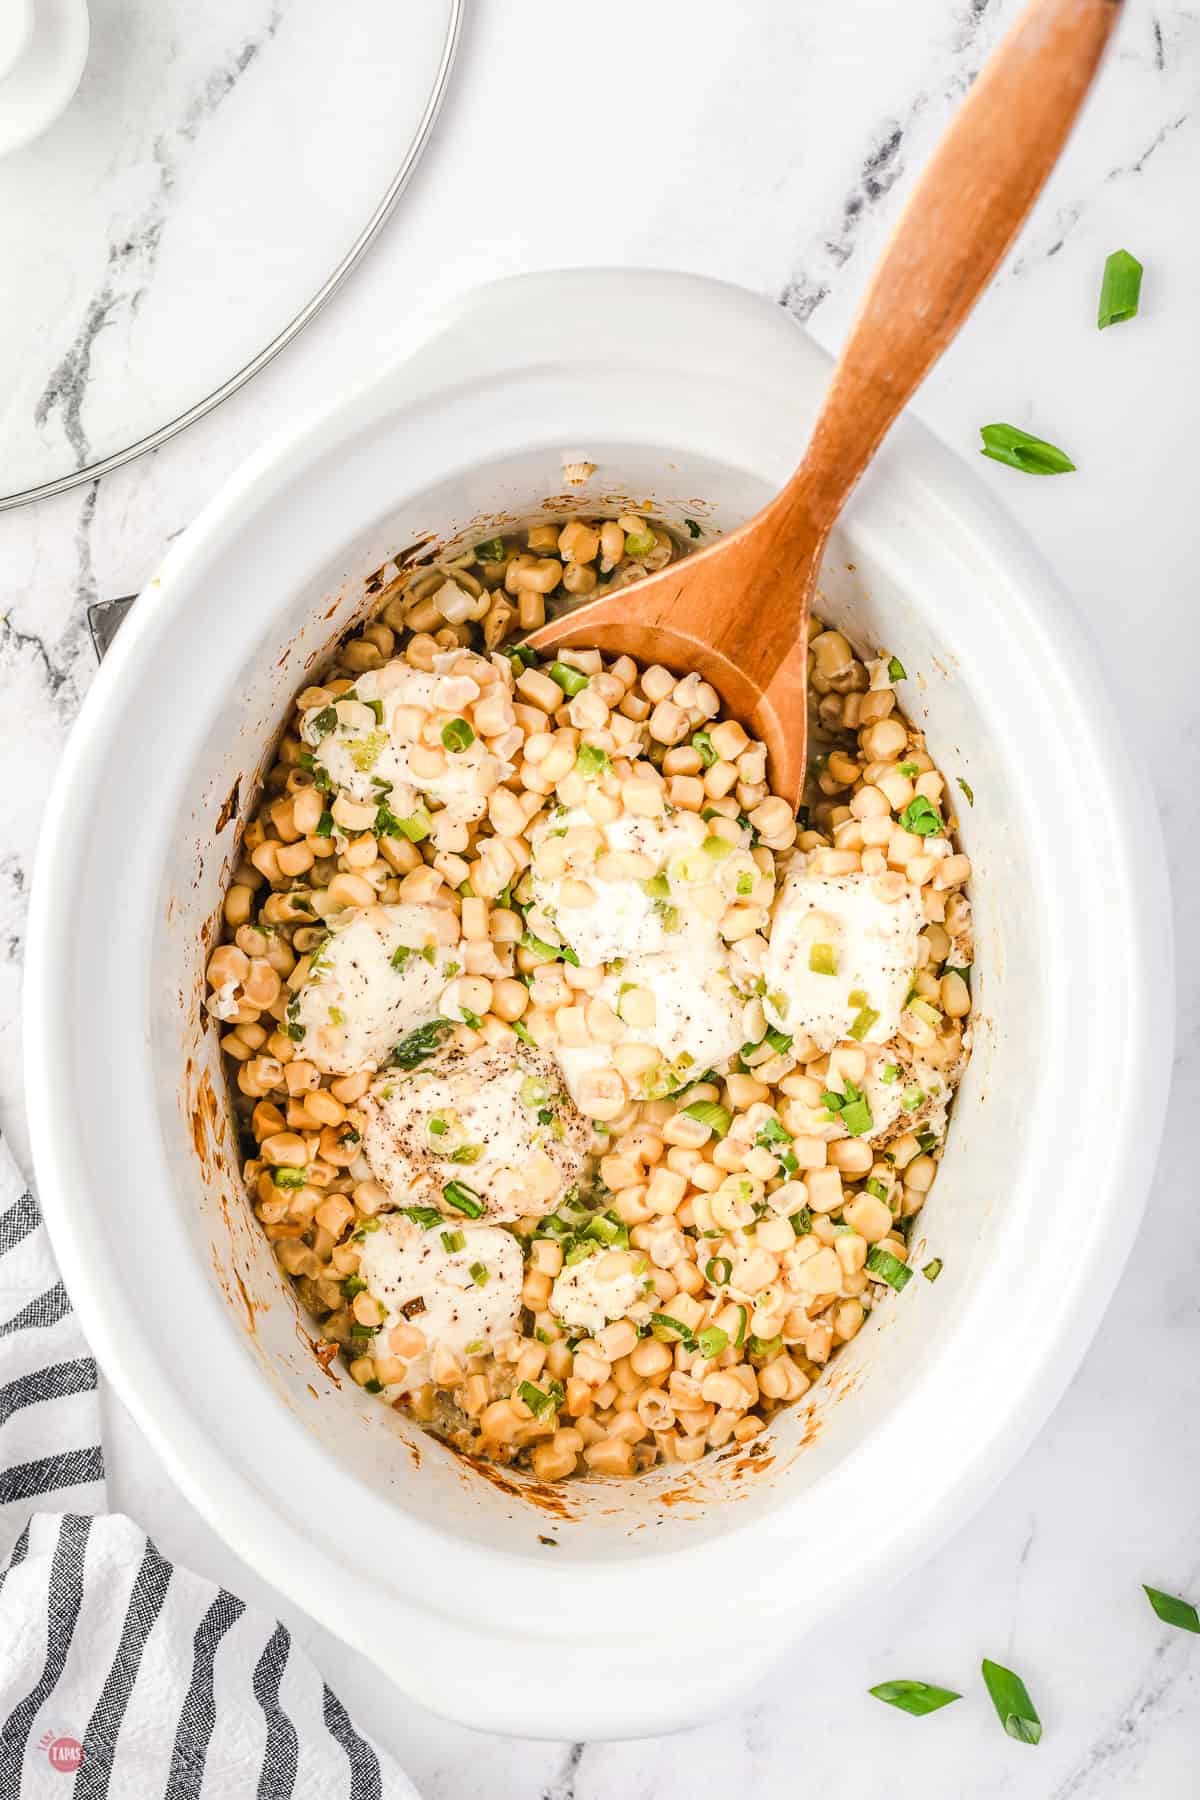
[355,1216,381,1234]
[271,1166,307,1190]
[475,536,507,562]
[443,1181,485,1218]
[364,1378,384,1394]
[459,1009,483,1031]
[576,743,610,777]
[469,1261,490,1287]
[387,808,433,843]
[898,760,920,777]
[705,1255,733,1285]
[980,422,1076,477]
[520,930,565,963]
[364,698,385,724]
[869,1679,961,1717]
[1143,1585,1200,1634]
[511,1020,535,1046]
[685,518,702,538]
[1098,248,1143,329]
[399,1204,443,1229]
[280,1020,306,1043]
[696,1326,728,1359]
[732,1304,747,1348]
[789,1207,813,1237]
[899,796,942,837]
[747,1334,782,1357]
[808,941,838,976]
[622,528,656,557]
[887,656,907,683]
[901,1084,926,1112]
[640,872,671,900]
[701,835,733,861]
[866,1178,890,1202]
[840,1088,874,1136]
[683,1100,731,1138]
[390,944,414,972]
[866,1246,912,1290]
[340,1274,368,1298]
[981,1659,1042,1745]
[821,1089,845,1113]
[440,1228,465,1253]
[915,1128,939,1153]
[849,1004,879,1042]
[847,988,867,1008]
[309,705,338,738]
[389,1018,454,1070]
[650,1312,695,1344]
[314,810,334,838]
[449,1144,483,1164]
[517,1380,559,1417]
[957,777,975,807]
[548,661,589,697]
[691,730,718,768]
[441,717,475,754]
[922,1258,943,1282]
[735,872,755,897]
[506,644,538,672]
[881,1062,900,1084]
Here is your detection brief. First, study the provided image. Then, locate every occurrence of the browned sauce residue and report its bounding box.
[296,1324,342,1388]
[233,1269,257,1334]
[307,1384,319,1401]
[443,1440,576,1520]
[215,776,241,834]
[190,1070,219,1170]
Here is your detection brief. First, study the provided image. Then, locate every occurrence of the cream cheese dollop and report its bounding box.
[291,902,460,1075]
[359,1215,522,1391]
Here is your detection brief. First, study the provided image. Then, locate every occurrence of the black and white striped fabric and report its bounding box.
[0,1138,418,1799]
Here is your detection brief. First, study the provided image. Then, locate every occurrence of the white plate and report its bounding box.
[0,0,461,506]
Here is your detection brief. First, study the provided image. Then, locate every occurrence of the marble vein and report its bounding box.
[33,5,285,470]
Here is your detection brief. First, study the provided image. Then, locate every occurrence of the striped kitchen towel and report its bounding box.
[0,1136,419,1798]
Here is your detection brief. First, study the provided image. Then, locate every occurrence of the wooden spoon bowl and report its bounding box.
[528,0,1123,807]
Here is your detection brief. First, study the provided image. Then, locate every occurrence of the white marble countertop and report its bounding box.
[3,1,1199,1793]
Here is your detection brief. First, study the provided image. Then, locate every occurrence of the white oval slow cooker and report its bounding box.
[24,270,1173,1740]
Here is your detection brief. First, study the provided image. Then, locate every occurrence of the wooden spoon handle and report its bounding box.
[765,0,1123,545]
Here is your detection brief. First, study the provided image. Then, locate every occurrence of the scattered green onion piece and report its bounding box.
[640,872,671,900]
[622,528,656,557]
[887,656,907,683]
[922,1258,943,1282]
[1143,1585,1200,1634]
[443,1181,485,1218]
[866,1178,890,1202]
[440,1228,465,1253]
[691,730,718,768]
[821,1089,845,1113]
[475,536,506,562]
[915,1128,939,1153]
[389,1018,454,1070]
[364,1378,384,1395]
[899,796,942,837]
[732,1305,747,1348]
[650,1312,695,1344]
[390,944,413,972]
[576,742,610,777]
[981,1659,1042,1745]
[1097,248,1143,329]
[391,808,434,843]
[314,810,334,838]
[747,1333,782,1357]
[517,1380,558,1417]
[271,1166,307,1190]
[957,777,975,807]
[520,930,563,963]
[683,1100,731,1139]
[399,1204,443,1229]
[840,1095,874,1136]
[309,705,338,738]
[866,1246,912,1291]
[511,1020,535,1046]
[980,422,1076,477]
[808,942,838,976]
[340,1274,367,1298]
[705,1255,733,1285]
[548,661,589,697]
[901,1084,926,1112]
[459,1009,483,1031]
[789,1207,813,1237]
[696,1326,728,1359]
[364,698,385,724]
[898,760,920,777]
[506,644,538,672]
[469,1261,490,1287]
[441,716,475,754]
[881,1062,900,1084]
[280,1020,306,1043]
[701,835,733,861]
[849,1004,879,1042]
[869,1679,961,1717]
[735,872,755,897]
[560,944,580,967]
[685,518,702,538]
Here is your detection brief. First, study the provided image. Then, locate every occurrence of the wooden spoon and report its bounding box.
[527,0,1123,805]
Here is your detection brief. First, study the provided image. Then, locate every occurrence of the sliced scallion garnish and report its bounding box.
[957,777,975,807]
[866,1246,912,1291]
[980,422,1076,477]
[696,1325,728,1359]
[808,941,837,976]
[922,1258,943,1282]
[683,1100,731,1139]
[441,717,475,754]
[704,1255,732,1285]
[1098,248,1143,329]
[475,536,506,562]
[869,1679,960,1717]
[576,742,610,777]
[899,795,941,837]
[548,661,589,697]
[443,1181,485,1218]
[649,1312,695,1344]
[691,730,718,768]
[887,656,907,683]
[1143,1585,1200,1634]
[469,1261,490,1287]
[849,1004,879,1042]
[980,1659,1042,1745]
[440,1228,465,1253]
